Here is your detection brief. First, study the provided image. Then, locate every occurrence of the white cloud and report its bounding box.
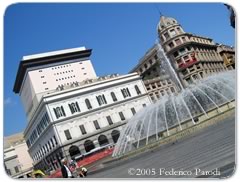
[4,97,16,106]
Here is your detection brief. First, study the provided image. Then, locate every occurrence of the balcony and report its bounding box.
[178,58,198,70]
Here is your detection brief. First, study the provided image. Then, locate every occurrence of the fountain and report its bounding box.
[112,42,235,157]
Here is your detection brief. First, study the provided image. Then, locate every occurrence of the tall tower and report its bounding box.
[13,47,97,121]
[157,15,227,87]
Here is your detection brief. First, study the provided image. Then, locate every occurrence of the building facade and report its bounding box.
[217,44,235,69]
[13,47,152,172]
[157,15,228,87]
[4,133,33,178]
[13,47,97,122]
[130,45,178,102]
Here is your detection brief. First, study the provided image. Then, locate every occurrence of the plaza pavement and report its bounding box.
[88,114,235,178]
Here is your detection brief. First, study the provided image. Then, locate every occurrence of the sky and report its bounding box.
[3,3,235,136]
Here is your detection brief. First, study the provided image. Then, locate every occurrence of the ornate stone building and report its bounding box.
[4,133,33,178]
[130,44,178,102]
[217,44,235,69]
[157,15,228,87]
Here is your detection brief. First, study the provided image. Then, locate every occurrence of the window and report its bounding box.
[164,32,170,39]
[131,108,136,115]
[79,125,87,135]
[41,76,44,78]
[6,169,11,175]
[50,138,55,148]
[149,59,153,64]
[93,120,100,130]
[144,63,148,69]
[175,38,181,45]
[168,42,174,48]
[179,48,185,54]
[45,144,49,152]
[53,136,58,145]
[186,77,193,84]
[160,35,164,42]
[111,92,117,102]
[169,29,176,36]
[26,140,31,148]
[183,55,189,60]
[173,51,179,57]
[142,104,146,107]
[64,130,72,140]
[85,99,92,109]
[106,116,113,125]
[69,102,80,114]
[48,141,52,150]
[182,69,188,75]
[119,112,125,121]
[43,146,46,154]
[170,87,175,93]
[139,68,143,73]
[152,84,156,89]
[192,74,198,80]
[176,59,182,64]
[96,95,107,106]
[121,88,131,98]
[53,106,66,119]
[177,27,182,33]
[14,166,19,173]
[135,85,141,95]
[186,46,191,51]
[182,37,186,42]
[160,90,165,96]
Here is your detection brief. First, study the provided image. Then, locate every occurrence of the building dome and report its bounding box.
[157,15,178,32]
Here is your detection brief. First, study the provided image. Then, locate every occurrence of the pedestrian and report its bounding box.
[61,158,73,178]
[79,165,88,177]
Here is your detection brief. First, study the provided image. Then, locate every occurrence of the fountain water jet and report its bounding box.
[112,43,235,157]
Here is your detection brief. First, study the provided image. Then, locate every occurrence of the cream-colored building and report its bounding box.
[4,133,33,178]
[130,15,232,102]
[13,47,97,122]
[130,44,178,102]
[217,44,235,69]
[157,15,228,87]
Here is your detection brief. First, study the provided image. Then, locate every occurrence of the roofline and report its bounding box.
[13,48,92,93]
[129,44,157,73]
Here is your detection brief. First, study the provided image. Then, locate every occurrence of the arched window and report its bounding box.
[98,135,109,146]
[96,95,107,106]
[85,99,92,109]
[134,85,141,95]
[69,102,80,114]
[84,140,95,153]
[111,92,117,102]
[111,130,120,143]
[121,88,131,98]
[69,145,81,159]
[53,106,66,119]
